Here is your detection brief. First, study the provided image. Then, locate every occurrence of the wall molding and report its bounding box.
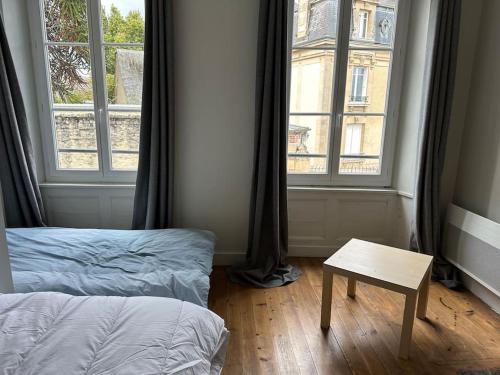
[448,203,500,251]
[397,190,414,199]
[459,271,500,314]
[445,203,500,311]
[40,183,135,189]
[446,256,500,299]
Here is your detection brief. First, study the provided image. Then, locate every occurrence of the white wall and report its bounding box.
[391,0,485,250]
[390,0,432,249]
[452,0,500,223]
[441,0,484,218]
[172,0,258,255]
[442,0,500,311]
[392,0,432,197]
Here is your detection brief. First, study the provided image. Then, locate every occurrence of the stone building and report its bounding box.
[114,49,144,105]
[289,0,396,174]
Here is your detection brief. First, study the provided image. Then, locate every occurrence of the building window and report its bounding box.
[358,10,368,39]
[344,123,363,155]
[32,0,144,181]
[350,66,368,103]
[289,0,403,186]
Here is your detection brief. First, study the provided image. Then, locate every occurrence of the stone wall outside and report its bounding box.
[54,112,140,170]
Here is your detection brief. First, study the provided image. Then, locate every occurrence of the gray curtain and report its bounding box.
[0,13,45,228]
[411,0,461,288]
[227,0,301,288]
[132,0,174,230]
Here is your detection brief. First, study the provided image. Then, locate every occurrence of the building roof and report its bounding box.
[293,0,396,47]
[289,123,311,134]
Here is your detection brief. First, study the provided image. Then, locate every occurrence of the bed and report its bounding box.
[6,227,216,307]
[0,292,229,374]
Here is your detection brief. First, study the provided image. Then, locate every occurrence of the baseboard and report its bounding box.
[460,271,500,314]
[288,245,339,258]
[213,252,245,266]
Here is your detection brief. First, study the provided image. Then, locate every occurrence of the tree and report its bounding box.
[45,0,145,104]
[45,0,90,103]
[101,5,144,103]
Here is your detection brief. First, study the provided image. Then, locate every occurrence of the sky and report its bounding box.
[101,0,145,17]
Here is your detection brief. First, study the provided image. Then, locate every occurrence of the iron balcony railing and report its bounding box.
[349,95,368,103]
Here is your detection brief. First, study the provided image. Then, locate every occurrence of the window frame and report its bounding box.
[357,10,368,39]
[286,0,410,188]
[28,0,143,183]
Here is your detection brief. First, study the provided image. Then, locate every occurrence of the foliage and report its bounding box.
[45,0,144,104]
[102,5,144,104]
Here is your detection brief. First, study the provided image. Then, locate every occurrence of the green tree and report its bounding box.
[45,0,90,102]
[101,5,144,103]
[46,1,144,104]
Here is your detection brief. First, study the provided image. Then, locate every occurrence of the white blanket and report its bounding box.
[0,293,229,374]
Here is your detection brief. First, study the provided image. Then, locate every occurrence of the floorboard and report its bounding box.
[209,258,500,375]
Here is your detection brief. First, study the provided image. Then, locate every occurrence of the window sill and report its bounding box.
[287,186,397,194]
[39,182,136,189]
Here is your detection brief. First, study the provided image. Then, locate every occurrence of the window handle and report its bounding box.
[337,113,343,127]
[98,108,104,124]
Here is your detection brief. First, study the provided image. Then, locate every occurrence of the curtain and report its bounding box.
[227,0,301,288]
[0,13,45,228]
[132,0,174,230]
[411,0,462,288]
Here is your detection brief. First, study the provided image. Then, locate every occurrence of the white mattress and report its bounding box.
[0,292,229,374]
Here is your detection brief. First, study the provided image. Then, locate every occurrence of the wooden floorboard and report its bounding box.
[209,258,500,375]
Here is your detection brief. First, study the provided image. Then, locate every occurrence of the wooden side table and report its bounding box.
[320,239,433,359]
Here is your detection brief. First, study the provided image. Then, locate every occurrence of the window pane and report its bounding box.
[44,0,89,43]
[344,50,391,113]
[288,115,330,174]
[109,111,140,170]
[105,46,144,105]
[339,115,384,175]
[101,0,145,43]
[292,0,339,48]
[289,115,330,155]
[350,0,397,47]
[288,156,327,174]
[54,111,99,170]
[48,45,93,104]
[290,50,335,113]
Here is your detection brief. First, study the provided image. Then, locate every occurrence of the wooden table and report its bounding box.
[320,239,433,359]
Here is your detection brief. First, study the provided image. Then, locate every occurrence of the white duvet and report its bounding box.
[0,293,229,374]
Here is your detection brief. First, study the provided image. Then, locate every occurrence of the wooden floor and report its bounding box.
[208,258,500,375]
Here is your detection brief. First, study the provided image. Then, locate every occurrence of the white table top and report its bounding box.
[324,239,433,293]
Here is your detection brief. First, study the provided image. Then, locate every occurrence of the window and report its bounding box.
[350,66,368,103]
[344,123,363,155]
[288,0,405,186]
[357,10,368,39]
[31,0,145,181]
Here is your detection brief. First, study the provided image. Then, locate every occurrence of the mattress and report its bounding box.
[7,227,216,307]
[0,292,229,375]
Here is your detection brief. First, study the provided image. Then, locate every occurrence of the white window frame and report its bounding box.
[287,0,410,187]
[358,10,368,39]
[27,0,143,183]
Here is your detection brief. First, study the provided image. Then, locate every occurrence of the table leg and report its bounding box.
[347,278,356,298]
[417,268,431,320]
[399,292,417,359]
[321,268,334,329]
